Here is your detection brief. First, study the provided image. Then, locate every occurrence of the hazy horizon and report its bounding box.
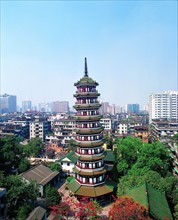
[1,1,177,108]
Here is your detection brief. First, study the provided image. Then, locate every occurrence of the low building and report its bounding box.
[149,119,178,143]
[51,118,76,146]
[21,164,59,197]
[58,151,78,174]
[26,206,46,220]
[133,126,148,142]
[126,183,173,220]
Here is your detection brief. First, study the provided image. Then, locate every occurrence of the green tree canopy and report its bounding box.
[22,137,44,157]
[114,136,142,175]
[45,185,62,207]
[4,175,38,218]
[49,162,62,172]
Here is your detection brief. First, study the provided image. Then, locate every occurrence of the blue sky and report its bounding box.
[1,1,177,108]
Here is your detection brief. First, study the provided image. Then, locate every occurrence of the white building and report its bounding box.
[30,116,50,141]
[100,117,112,131]
[149,91,178,123]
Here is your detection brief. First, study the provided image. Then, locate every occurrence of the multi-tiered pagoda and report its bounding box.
[68,58,113,202]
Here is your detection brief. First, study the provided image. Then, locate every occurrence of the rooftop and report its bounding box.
[21,164,59,186]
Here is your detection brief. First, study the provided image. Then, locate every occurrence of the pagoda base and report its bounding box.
[67,179,114,204]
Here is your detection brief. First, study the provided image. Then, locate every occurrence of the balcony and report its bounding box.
[76,149,104,157]
[74,139,104,147]
[74,103,101,110]
[75,127,103,135]
[76,164,105,171]
[74,115,102,121]
[74,91,100,97]
[76,178,105,186]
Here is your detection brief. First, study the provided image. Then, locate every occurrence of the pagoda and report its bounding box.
[68,58,113,202]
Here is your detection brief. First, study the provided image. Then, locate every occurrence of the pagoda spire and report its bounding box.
[84,57,88,77]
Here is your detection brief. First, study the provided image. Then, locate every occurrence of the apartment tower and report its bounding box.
[149,91,178,123]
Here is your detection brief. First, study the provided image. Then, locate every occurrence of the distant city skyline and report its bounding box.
[1,1,177,107]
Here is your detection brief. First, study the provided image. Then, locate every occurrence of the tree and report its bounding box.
[17,204,32,220]
[115,136,142,175]
[136,142,170,176]
[108,196,150,220]
[0,136,21,173]
[173,133,178,146]
[49,162,62,172]
[22,137,44,157]
[50,196,103,220]
[18,158,30,173]
[5,175,38,218]
[75,197,102,220]
[68,138,77,152]
[117,170,178,199]
[45,185,62,207]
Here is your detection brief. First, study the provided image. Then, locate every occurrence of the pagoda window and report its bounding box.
[77,174,79,179]
[99,176,102,181]
[93,163,95,168]
[83,178,86,183]
[89,178,93,183]
[82,149,84,154]
[94,178,96,183]
[88,150,91,154]
[92,150,94,154]
[82,163,85,168]
[82,137,84,141]
[80,176,82,182]
[98,148,100,153]
[88,136,90,141]
[89,164,92,168]
[99,162,101,167]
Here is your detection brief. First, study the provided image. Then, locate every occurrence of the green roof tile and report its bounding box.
[126,183,173,220]
[67,180,81,193]
[58,151,79,163]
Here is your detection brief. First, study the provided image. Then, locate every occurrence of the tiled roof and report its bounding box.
[67,180,113,197]
[126,183,173,220]
[21,164,59,186]
[67,179,80,193]
[58,151,79,163]
[74,77,98,86]
[26,206,46,220]
[75,184,113,197]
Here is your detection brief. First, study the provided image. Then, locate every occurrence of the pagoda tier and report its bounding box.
[68,58,113,200]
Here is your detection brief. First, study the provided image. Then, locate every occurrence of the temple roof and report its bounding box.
[74,58,98,86]
[67,179,113,197]
[125,183,173,220]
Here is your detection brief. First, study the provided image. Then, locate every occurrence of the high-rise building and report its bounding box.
[126,104,140,114]
[51,101,69,113]
[149,91,178,123]
[67,58,113,202]
[0,94,17,113]
[22,101,32,113]
[99,102,109,115]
